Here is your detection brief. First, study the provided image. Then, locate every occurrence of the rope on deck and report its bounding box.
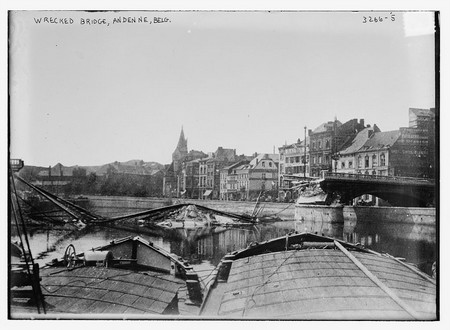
[334,240,421,320]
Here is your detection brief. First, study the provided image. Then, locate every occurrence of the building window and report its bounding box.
[269,162,272,167]
[262,173,266,179]
[262,161,265,167]
[312,142,316,150]
[318,141,322,149]
[358,156,363,168]
[341,162,345,169]
[318,156,322,164]
[349,161,353,168]
[380,153,386,166]
[313,157,316,165]
[326,140,330,149]
[365,155,369,168]
[372,154,378,167]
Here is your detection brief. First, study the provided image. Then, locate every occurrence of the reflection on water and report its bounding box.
[11,212,436,276]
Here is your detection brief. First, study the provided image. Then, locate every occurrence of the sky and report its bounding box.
[9,10,436,167]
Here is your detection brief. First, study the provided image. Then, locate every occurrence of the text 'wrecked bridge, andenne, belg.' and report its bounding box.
[319,172,436,207]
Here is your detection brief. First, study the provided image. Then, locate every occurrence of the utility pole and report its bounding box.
[304,126,307,179]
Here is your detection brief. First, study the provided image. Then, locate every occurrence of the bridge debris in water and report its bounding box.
[13,175,256,229]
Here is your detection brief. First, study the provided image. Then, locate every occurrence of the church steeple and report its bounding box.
[177,126,187,150]
[172,126,188,173]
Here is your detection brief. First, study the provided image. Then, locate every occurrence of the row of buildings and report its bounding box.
[163,108,436,201]
[162,128,280,200]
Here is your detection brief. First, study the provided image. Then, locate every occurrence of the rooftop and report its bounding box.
[360,130,401,151]
[312,120,342,134]
[409,108,436,118]
[339,127,375,155]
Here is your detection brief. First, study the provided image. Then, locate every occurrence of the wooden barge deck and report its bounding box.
[12,267,183,317]
[200,233,437,320]
[10,236,204,318]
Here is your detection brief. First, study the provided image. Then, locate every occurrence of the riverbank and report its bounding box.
[83,195,436,226]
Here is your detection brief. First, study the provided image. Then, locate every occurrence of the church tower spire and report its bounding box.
[172,126,188,173]
[177,126,186,149]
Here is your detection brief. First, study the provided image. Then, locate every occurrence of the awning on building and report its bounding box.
[204,190,212,197]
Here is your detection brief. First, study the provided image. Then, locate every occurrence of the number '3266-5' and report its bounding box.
[362,13,395,23]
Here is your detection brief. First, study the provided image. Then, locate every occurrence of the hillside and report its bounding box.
[19,160,165,178]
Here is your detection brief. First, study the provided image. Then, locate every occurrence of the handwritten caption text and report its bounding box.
[33,16,172,26]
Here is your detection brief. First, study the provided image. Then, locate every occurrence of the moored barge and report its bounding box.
[10,236,205,318]
[200,232,436,320]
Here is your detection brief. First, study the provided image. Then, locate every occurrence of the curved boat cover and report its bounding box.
[203,249,436,320]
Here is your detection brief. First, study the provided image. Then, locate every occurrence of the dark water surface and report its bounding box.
[12,209,437,277]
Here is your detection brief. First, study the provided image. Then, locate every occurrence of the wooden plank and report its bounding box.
[133,296,158,312]
[148,300,168,314]
[334,240,421,320]
[62,289,109,313]
[141,287,163,301]
[158,290,177,303]
[100,303,131,314]
[67,288,113,313]
[42,286,83,308]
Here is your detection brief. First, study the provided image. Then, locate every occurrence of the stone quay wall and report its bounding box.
[295,204,436,225]
[83,196,436,226]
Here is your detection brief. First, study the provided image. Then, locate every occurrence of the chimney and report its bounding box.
[308,129,312,136]
[359,119,365,128]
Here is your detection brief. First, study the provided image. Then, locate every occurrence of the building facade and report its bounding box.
[333,126,381,174]
[278,137,310,191]
[219,160,250,200]
[231,154,279,201]
[181,159,201,199]
[309,119,367,177]
[390,108,436,178]
[333,108,435,179]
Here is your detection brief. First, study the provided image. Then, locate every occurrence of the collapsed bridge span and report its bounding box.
[14,175,255,227]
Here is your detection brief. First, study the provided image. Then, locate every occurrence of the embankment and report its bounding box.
[295,204,435,224]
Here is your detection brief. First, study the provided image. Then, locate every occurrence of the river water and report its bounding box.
[12,204,437,278]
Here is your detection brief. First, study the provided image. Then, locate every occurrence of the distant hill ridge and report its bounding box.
[23,160,165,177]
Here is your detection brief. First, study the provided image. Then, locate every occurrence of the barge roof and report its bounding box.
[11,266,185,317]
[201,237,436,320]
